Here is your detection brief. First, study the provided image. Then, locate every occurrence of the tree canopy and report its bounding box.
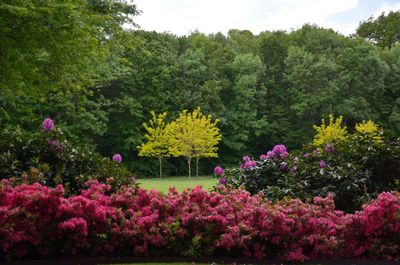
[1,4,400,177]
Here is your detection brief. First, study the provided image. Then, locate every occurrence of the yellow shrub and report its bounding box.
[313,114,347,147]
[355,119,383,143]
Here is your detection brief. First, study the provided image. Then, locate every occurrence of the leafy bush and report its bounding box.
[0,121,133,194]
[225,136,400,212]
[0,180,399,262]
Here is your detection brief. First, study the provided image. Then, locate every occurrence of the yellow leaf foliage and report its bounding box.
[313,114,347,147]
[137,111,170,158]
[168,107,222,159]
[355,119,383,143]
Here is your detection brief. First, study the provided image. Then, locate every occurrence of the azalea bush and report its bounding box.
[0,119,132,194]
[0,180,399,262]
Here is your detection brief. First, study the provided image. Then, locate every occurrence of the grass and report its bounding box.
[137,176,217,193]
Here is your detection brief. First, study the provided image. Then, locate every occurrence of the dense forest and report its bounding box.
[1,1,400,177]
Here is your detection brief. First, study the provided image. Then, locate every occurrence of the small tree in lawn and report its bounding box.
[137,111,170,178]
[193,112,221,178]
[169,107,221,178]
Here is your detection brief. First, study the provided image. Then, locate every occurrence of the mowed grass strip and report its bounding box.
[137,177,217,193]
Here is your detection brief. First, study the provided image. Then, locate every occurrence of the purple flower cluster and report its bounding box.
[324,143,335,153]
[240,156,256,169]
[42,118,55,132]
[219,177,227,185]
[214,166,225,176]
[112,154,122,163]
[260,144,289,161]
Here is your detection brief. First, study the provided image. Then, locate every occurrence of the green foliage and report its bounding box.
[2,3,400,177]
[226,121,400,212]
[0,126,132,194]
[357,11,400,49]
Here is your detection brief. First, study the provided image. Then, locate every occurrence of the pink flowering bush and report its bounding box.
[1,179,398,262]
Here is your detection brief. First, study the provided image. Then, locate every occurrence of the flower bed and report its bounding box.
[0,180,399,262]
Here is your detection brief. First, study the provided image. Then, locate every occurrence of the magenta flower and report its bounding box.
[243,155,251,162]
[324,144,334,153]
[266,151,275,159]
[42,118,55,132]
[112,154,122,163]
[280,151,289,160]
[313,150,320,155]
[303,152,310,158]
[47,139,57,146]
[272,144,287,155]
[219,177,227,185]
[241,160,256,169]
[260,154,268,160]
[214,166,225,176]
[319,160,327,169]
[280,162,288,172]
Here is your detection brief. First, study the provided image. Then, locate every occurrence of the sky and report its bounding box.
[132,0,400,36]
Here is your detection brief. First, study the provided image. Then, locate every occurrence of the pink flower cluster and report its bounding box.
[0,180,398,262]
[240,156,256,169]
[260,144,289,161]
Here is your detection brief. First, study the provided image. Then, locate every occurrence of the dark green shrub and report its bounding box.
[225,137,400,212]
[0,124,133,194]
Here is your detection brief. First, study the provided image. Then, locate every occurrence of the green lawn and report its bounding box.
[137,176,217,193]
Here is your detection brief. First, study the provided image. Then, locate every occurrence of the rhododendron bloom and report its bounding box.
[214,166,224,176]
[243,155,251,162]
[266,151,275,159]
[319,160,327,168]
[219,177,227,185]
[259,154,268,160]
[47,139,56,146]
[241,160,256,169]
[280,162,288,172]
[272,144,287,154]
[324,143,334,153]
[112,154,122,163]
[280,151,289,160]
[42,118,55,131]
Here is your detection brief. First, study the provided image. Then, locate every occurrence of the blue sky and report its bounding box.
[133,0,400,36]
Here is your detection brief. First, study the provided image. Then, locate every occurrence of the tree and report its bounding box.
[357,11,400,49]
[137,112,170,178]
[168,107,221,178]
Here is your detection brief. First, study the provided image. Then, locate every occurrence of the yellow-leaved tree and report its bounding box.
[168,107,221,178]
[313,114,347,147]
[137,111,170,178]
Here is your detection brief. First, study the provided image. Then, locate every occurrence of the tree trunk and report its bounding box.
[159,157,162,178]
[187,157,192,178]
[196,157,200,178]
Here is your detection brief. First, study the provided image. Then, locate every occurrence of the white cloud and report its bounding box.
[131,0,369,36]
[254,0,359,35]
[372,1,400,18]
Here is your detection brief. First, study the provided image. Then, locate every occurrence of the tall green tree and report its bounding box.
[357,11,400,49]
